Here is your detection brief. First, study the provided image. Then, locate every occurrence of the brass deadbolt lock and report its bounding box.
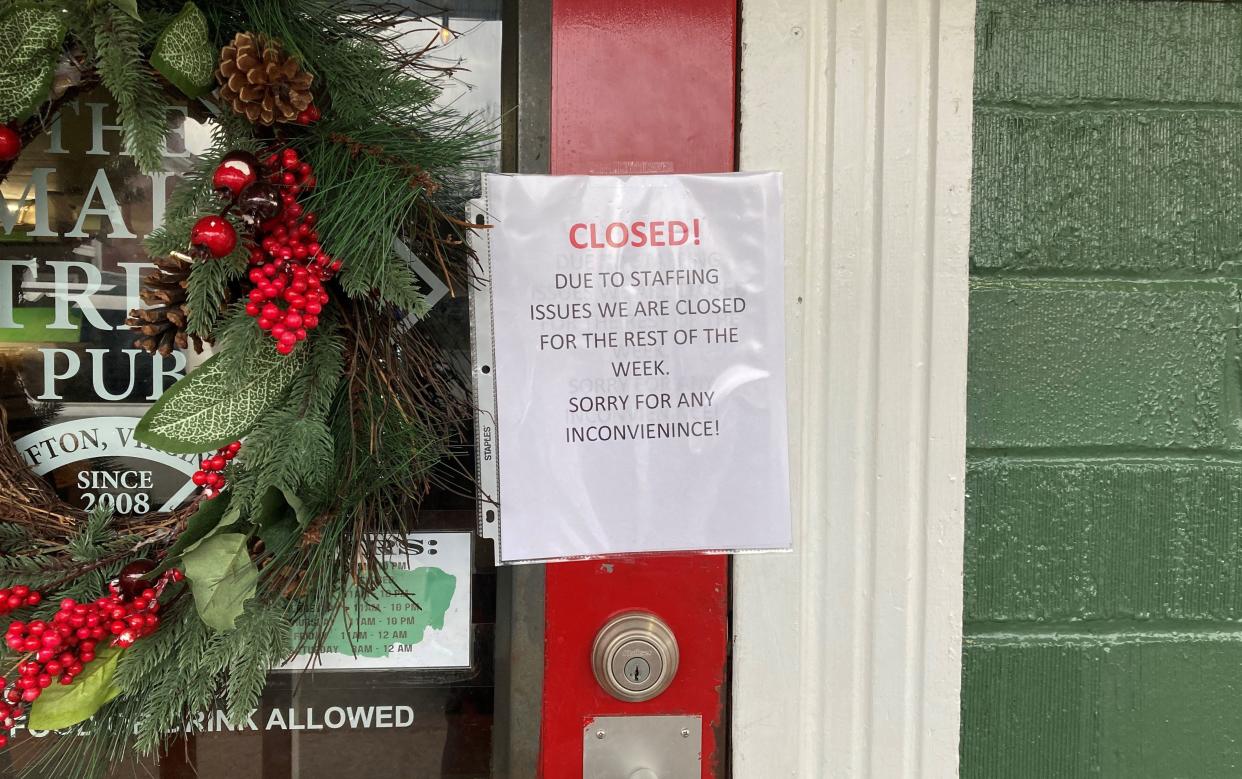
[591,612,679,702]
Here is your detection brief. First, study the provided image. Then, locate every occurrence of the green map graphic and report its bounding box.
[291,566,457,659]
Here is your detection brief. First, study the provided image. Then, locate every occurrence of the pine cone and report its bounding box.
[126,254,204,357]
[216,32,313,125]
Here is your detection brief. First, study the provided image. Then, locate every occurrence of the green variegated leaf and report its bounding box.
[27,646,125,731]
[135,348,306,454]
[150,3,215,98]
[0,4,67,122]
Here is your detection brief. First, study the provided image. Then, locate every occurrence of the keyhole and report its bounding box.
[622,656,651,685]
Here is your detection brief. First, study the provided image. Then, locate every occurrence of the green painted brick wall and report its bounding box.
[963,0,1242,775]
[966,460,1242,622]
[975,0,1242,105]
[963,640,1242,777]
[969,281,1240,449]
[972,111,1242,274]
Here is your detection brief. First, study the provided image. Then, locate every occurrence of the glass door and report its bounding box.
[0,4,512,777]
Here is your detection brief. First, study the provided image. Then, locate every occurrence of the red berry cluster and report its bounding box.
[243,147,337,356]
[0,587,41,616]
[0,568,182,744]
[191,440,242,500]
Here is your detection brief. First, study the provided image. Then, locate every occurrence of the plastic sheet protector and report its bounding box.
[472,173,791,563]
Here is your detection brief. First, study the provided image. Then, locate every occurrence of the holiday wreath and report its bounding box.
[0,0,487,774]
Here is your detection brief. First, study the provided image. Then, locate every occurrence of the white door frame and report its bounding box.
[732,0,975,776]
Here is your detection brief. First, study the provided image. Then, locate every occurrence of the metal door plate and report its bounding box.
[583,715,702,778]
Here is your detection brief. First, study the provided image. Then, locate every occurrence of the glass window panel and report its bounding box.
[0,4,504,776]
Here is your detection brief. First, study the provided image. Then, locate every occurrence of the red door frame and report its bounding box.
[539,1,738,776]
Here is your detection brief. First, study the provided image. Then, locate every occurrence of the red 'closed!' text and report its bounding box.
[568,218,701,249]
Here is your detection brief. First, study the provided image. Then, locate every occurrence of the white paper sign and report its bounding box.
[482,172,791,562]
[279,532,472,670]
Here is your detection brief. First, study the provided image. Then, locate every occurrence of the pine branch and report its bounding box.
[238,409,333,511]
[92,4,171,173]
[65,505,121,561]
[224,604,290,725]
[132,609,217,753]
[185,252,247,335]
[0,521,30,547]
[296,315,344,419]
[0,554,58,578]
[339,255,429,313]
